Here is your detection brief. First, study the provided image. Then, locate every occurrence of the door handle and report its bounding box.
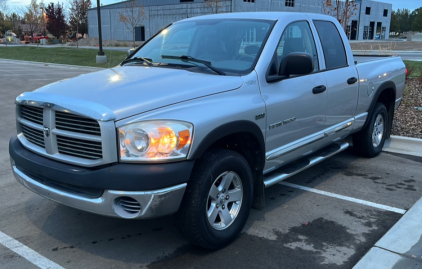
[347,77,358,85]
[312,85,326,94]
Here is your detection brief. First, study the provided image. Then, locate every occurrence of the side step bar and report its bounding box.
[263,142,350,188]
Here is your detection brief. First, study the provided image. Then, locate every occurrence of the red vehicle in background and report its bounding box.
[32,35,48,42]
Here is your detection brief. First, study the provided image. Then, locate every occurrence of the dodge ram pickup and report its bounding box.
[9,12,406,249]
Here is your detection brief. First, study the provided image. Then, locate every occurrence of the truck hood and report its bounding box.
[29,66,243,120]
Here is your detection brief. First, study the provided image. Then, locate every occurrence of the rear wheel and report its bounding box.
[353,102,388,158]
[176,149,253,249]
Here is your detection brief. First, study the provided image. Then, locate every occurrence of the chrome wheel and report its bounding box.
[206,171,243,230]
[372,114,385,147]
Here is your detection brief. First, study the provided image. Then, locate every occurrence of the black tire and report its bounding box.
[353,102,388,158]
[176,148,253,250]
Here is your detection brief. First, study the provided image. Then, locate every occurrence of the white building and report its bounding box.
[87,0,392,41]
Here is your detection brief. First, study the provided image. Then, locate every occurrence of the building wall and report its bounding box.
[231,0,322,13]
[356,0,392,40]
[87,0,391,41]
[88,1,231,41]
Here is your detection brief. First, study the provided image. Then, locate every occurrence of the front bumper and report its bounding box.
[9,137,194,219]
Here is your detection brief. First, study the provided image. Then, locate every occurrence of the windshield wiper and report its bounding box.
[161,55,226,75]
[121,57,153,66]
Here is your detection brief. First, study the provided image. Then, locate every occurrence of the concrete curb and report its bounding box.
[354,196,422,268]
[383,135,422,157]
[0,58,106,71]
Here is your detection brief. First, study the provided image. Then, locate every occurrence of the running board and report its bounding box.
[263,142,350,188]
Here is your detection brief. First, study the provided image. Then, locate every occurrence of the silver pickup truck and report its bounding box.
[9,12,405,249]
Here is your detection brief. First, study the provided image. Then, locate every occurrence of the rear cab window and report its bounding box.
[313,20,348,70]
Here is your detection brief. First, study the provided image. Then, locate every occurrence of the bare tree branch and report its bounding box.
[118,0,146,47]
[205,0,224,14]
[322,0,358,34]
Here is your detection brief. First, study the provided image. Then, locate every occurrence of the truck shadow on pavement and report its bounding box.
[23,148,404,269]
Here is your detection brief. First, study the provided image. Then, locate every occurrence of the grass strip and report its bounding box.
[0,46,127,68]
[403,60,422,78]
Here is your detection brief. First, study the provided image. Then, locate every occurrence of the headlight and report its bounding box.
[118,121,193,162]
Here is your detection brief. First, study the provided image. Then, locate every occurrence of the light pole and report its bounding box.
[40,7,46,45]
[96,0,107,63]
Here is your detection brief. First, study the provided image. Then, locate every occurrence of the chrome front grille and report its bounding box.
[57,135,102,160]
[20,105,43,125]
[55,111,101,136]
[18,105,107,163]
[21,125,45,148]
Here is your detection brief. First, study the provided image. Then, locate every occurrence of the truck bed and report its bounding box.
[353,54,397,65]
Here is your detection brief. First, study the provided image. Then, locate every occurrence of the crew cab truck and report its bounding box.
[9,12,405,250]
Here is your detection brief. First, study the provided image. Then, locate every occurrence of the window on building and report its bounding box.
[285,0,294,7]
[381,27,386,39]
[363,26,369,39]
[313,20,348,69]
[383,9,388,17]
[243,0,255,2]
[346,25,351,40]
[180,0,193,2]
[365,7,371,15]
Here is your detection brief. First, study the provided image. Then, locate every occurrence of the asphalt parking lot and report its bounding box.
[0,60,421,269]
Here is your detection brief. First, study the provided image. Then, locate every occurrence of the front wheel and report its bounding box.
[176,149,253,249]
[353,102,388,158]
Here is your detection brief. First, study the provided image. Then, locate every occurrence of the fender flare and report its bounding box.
[190,120,265,166]
[362,80,396,131]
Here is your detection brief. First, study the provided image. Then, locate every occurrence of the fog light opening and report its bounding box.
[113,196,142,218]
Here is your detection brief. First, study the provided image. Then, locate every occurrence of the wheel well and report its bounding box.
[376,88,395,109]
[206,132,266,209]
[375,88,395,138]
[208,132,263,172]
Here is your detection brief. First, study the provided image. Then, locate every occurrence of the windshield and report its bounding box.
[132,18,275,75]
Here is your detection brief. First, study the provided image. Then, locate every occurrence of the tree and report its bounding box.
[23,0,42,42]
[69,0,91,37]
[323,0,358,33]
[8,12,22,35]
[118,0,146,47]
[412,7,422,32]
[395,9,413,33]
[205,0,225,14]
[0,0,10,37]
[45,2,67,39]
[390,10,399,33]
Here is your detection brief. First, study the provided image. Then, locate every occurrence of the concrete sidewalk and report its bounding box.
[354,136,422,268]
[354,197,422,268]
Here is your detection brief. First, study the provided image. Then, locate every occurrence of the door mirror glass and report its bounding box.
[278,52,314,76]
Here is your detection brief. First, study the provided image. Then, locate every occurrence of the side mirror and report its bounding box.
[279,52,314,76]
[127,48,136,57]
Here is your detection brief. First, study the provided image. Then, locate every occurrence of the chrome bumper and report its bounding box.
[11,158,186,219]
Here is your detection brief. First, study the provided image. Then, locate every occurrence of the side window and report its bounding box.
[276,21,319,71]
[313,20,348,69]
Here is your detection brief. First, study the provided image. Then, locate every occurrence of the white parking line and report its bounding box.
[279,182,406,214]
[0,230,65,269]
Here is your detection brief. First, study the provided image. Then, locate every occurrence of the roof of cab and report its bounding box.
[179,12,302,22]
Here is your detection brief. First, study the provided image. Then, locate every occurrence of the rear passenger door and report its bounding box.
[313,20,359,135]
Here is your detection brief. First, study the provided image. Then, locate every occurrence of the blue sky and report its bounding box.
[380,0,421,11]
[4,0,421,12]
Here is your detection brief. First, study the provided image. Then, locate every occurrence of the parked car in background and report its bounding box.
[32,35,48,42]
